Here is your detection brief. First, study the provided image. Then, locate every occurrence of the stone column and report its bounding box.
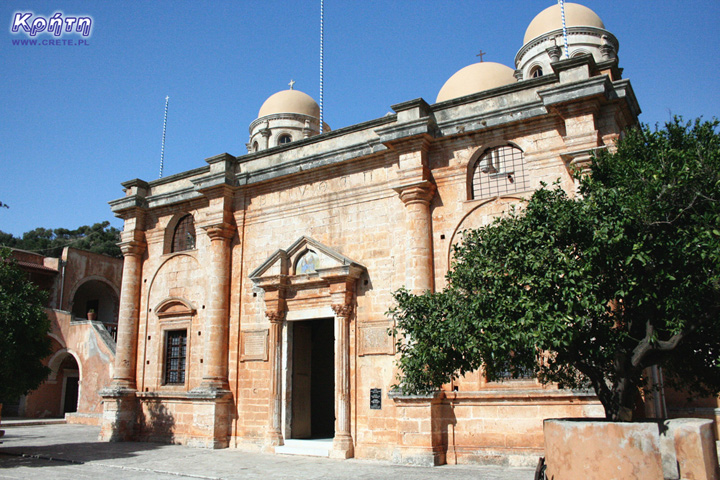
[199,223,234,391]
[100,236,145,442]
[396,181,436,293]
[264,310,285,450]
[331,303,354,459]
[111,238,146,389]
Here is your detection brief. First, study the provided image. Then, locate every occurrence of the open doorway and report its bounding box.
[59,354,79,415]
[291,318,334,439]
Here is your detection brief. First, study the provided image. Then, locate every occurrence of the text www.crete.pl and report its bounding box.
[11,38,89,46]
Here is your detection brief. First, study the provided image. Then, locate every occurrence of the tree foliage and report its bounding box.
[0,221,122,258]
[0,248,52,401]
[389,118,720,421]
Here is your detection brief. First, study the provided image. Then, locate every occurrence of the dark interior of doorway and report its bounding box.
[292,318,334,439]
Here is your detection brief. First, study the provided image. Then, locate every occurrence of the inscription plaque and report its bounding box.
[370,388,382,410]
[359,322,394,356]
[241,330,268,361]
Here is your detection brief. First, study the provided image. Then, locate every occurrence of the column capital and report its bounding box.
[393,180,436,207]
[119,239,146,257]
[331,303,354,319]
[203,222,235,241]
[266,310,286,324]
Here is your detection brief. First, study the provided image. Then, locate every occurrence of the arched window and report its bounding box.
[252,141,259,152]
[470,145,527,200]
[295,249,319,274]
[171,215,196,252]
[530,66,543,78]
[278,134,292,145]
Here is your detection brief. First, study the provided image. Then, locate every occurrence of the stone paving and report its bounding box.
[0,423,535,479]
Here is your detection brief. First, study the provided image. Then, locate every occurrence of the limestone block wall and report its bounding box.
[231,154,407,449]
[442,390,603,466]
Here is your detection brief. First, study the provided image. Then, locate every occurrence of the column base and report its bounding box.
[263,429,284,453]
[330,433,354,459]
[99,386,138,442]
[197,378,230,391]
[186,387,232,448]
[390,391,446,466]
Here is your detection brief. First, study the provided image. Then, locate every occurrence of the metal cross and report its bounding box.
[476,50,487,62]
[288,79,295,90]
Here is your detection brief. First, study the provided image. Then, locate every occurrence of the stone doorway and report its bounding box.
[291,318,335,439]
[60,355,79,415]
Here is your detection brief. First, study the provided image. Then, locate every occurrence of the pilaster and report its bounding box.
[390,392,446,466]
[393,180,436,294]
[197,222,235,391]
[264,309,286,450]
[331,303,354,459]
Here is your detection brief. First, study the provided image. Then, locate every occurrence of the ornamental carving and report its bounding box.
[204,223,235,241]
[119,239,146,257]
[332,304,354,318]
[266,311,286,323]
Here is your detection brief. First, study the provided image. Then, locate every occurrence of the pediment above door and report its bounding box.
[250,236,366,290]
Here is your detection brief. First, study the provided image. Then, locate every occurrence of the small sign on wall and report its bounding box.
[241,329,268,361]
[370,388,382,410]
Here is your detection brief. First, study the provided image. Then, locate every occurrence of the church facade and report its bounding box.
[101,4,643,465]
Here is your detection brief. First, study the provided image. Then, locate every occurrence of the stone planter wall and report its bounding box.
[544,418,719,480]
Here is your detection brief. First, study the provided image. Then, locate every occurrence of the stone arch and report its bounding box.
[274,130,295,147]
[143,253,204,390]
[47,348,82,382]
[527,62,545,78]
[69,276,120,333]
[447,196,526,267]
[292,248,319,275]
[163,212,198,254]
[571,49,591,58]
[465,140,525,201]
[154,297,197,318]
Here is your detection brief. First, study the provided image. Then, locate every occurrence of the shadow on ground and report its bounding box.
[0,425,167,469]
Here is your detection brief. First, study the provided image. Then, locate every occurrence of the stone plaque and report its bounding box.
[359,322,394,356]
[241,330,268,361]
[370,388,382,410]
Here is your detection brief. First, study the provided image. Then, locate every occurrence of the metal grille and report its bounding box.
[471,145,527,200]
[172,215,195,252]
[165,330,187,384]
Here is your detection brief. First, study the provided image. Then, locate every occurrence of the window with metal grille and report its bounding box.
[164,329,187,384]
[172,215,195,252]
[471,145,527,200]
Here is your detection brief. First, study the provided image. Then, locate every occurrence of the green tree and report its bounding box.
[0,248,52,401]
[0,221,122,259]
[389,118,720,421]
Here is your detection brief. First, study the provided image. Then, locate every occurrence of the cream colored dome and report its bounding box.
[258,89,320,118]
[436,62,516,103]
[524,3,604,44]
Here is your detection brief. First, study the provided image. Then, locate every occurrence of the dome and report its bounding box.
[258,89,320,118]
[523,3,604,44]
[436,62,516,103]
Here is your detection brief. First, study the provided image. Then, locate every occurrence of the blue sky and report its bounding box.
[1,1,719,238]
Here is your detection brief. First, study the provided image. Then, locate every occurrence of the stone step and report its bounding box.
[275,438,333,457]
[1,418,67,427]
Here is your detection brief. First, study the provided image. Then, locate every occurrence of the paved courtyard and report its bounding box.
[0,423,535,479]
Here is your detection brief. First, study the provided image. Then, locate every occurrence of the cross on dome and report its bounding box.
[476,50,486,62]
[288,79,295,90]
